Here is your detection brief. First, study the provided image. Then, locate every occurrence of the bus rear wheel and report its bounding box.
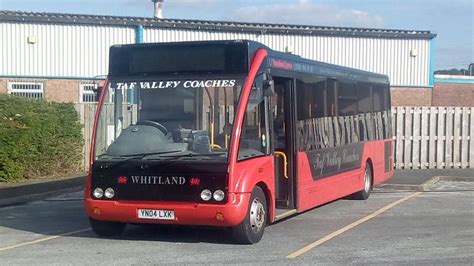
[232,186,267,244]
[351,163,373,200]
[89,218,126,237]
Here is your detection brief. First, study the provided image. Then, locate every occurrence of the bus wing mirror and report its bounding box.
[92,86,103,102]
[263,80,275,97]
[93,86,103,95]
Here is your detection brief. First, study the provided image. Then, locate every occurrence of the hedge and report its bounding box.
[0,94,83,182]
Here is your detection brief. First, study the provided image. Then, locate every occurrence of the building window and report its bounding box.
[7,81,44,99]
[80,83,98,102]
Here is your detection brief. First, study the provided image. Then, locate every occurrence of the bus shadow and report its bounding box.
[272,197,355,225]
[0,199,238,245]
[115,224,237,244]
[0,192,360,245]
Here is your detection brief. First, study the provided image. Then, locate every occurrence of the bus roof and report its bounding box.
[111,40,389,84]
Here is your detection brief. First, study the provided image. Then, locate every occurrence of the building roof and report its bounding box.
[0,10,436,39]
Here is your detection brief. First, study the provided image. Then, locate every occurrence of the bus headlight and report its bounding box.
[104,188,115,199]
[213,190,225,201]
[200,189,212,201]
[93,188,104,199]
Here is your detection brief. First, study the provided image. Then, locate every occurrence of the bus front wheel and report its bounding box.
[351,163,373,200]
[89,218,126,237]
[232,186,267,244]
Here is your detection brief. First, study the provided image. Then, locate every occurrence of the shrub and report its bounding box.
[0,94,83,182]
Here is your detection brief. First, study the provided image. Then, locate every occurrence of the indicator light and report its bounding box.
[216,212,224,221]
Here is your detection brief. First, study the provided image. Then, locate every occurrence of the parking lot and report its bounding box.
[0,183,473,265]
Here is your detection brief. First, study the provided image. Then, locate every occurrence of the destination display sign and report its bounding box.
[111,79,237,90]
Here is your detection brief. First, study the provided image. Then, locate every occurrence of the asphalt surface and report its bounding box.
[0,181,473,265]
[388,169,474,185]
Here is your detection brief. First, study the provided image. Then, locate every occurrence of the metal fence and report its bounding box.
[76,104,474,171]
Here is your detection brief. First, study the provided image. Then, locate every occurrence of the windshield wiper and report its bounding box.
[98,151,226,165]
[97,150,184,166]
[158,151,226,160]
[121,150,184,158]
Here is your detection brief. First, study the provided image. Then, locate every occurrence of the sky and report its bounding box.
[1,0,473,70]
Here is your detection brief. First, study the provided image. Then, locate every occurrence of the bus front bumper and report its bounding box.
[85,192,250,227]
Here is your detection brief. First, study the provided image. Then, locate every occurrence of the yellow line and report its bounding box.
[0,228,91,252]
[286,192,423,259]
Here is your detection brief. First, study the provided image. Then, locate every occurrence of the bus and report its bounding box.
[85,40,394,244]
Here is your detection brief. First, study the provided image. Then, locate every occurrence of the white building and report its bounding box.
[0,10,436,103]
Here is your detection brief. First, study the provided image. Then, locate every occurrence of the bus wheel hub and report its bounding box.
[250,198,265,232]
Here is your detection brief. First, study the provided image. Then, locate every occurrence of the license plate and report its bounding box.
[138,209,175,220]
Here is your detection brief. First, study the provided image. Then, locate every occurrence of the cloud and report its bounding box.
[228,0,384,28]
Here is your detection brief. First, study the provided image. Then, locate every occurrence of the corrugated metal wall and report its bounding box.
[143,28,430,87]
[0,22,135,78]
[0,22,430,87]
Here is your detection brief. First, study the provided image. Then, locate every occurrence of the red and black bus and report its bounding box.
[85,40,393,244]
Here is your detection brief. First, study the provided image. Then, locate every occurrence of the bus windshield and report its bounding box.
[94,77,245,161]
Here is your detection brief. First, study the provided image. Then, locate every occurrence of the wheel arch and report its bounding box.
[255,181,274,224]
[365,158,374,186]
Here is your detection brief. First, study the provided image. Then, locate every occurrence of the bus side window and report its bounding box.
[338,81,357,116]
[273,83,286,149]
[238,84,267,160]
[357,83,372,113]
[296,75,326,120]
[314,80,325,118]
[326,79,337,117]
[373,85,385,112]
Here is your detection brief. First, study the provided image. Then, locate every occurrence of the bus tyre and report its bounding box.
[351,163,373,200]
[89,218,126,237]
[233,187,267,244]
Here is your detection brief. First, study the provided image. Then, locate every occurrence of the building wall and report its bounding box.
[44,79,80,102]
[0,21,431,88]
[432,82,474,106]
[0,22,135,78]
[390,87,432,106]
[143,28,431,87]
[0,77,102,103]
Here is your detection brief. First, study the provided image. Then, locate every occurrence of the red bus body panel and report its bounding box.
[232,155,276,222]
[85,156,275,227]
[86,193,250,226]
[296,139,394,212]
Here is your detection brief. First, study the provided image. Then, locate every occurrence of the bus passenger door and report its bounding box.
[271,77,296,210]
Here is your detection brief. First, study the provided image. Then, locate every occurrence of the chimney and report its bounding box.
[151,0,164,19]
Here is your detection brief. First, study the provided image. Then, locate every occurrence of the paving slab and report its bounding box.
[387,169,474,185]
[0,174,86,207]
[377,169,474,191]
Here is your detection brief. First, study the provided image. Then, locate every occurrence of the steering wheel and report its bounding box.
[136,120,168,135]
